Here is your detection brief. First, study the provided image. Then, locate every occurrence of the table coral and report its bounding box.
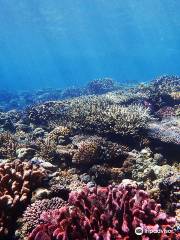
[148,117,180,145]
[28,183,178,240]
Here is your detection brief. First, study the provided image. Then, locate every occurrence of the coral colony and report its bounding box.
[0,76,179,240]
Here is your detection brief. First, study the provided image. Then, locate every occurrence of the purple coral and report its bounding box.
[28,183,178,240]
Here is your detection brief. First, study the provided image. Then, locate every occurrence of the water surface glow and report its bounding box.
[0,0,180,90]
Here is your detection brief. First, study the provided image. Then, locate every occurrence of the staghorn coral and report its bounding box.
[151,75,180,95]
[27,95,152,137]
[104,103,152,135]
[18,197,65,238]
[0,160,47,238]
[68,97,152,135]
[28,183,178,240]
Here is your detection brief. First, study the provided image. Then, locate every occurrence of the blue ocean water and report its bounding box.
[0,0,180,90]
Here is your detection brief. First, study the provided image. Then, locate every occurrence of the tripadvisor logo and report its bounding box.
[135,227,143,235]
[135,225,180,235]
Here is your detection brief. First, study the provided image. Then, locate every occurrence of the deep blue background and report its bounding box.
[0,0,180,90]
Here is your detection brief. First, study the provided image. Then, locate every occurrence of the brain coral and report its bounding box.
[28,183,178,240]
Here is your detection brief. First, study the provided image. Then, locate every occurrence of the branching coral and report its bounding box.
[0,160,47,238]
[151,75,180,95]
[104,104,152,135]
[68,96,152,135]
[28,183,178,240]
[35,138,58,162]
[23,92,152,137]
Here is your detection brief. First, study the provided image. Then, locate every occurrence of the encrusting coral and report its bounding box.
[27,183,178,240]
[0,160,47,238]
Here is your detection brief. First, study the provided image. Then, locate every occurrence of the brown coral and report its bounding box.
[48,126,71,144]
[72,139,103,166]
[0,160,47,238]
[0,133,18,160]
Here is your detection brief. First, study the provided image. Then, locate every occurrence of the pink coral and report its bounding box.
[28,183,179,240]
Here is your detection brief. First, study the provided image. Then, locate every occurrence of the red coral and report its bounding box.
[28,184,179,240]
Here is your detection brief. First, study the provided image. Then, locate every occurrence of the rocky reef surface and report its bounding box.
[0,76,179,240]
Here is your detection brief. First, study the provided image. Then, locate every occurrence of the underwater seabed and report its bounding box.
[0,75,180,240]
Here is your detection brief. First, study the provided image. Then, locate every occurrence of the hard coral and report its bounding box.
[86,77,118,94]
[0,132,18,160]
[28,183,178,240]
[0,160,47,238]
[151,75,180,94]
[72,136,127,167]
[19,197,65,237]
[148,117,180,145]
[35,138,58,162]
[48,126,71,144]
[72,137,103,166]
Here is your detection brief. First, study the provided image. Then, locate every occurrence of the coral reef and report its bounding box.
[0,75,179,239]
[0,160,47,238]
[28,183,178,240]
